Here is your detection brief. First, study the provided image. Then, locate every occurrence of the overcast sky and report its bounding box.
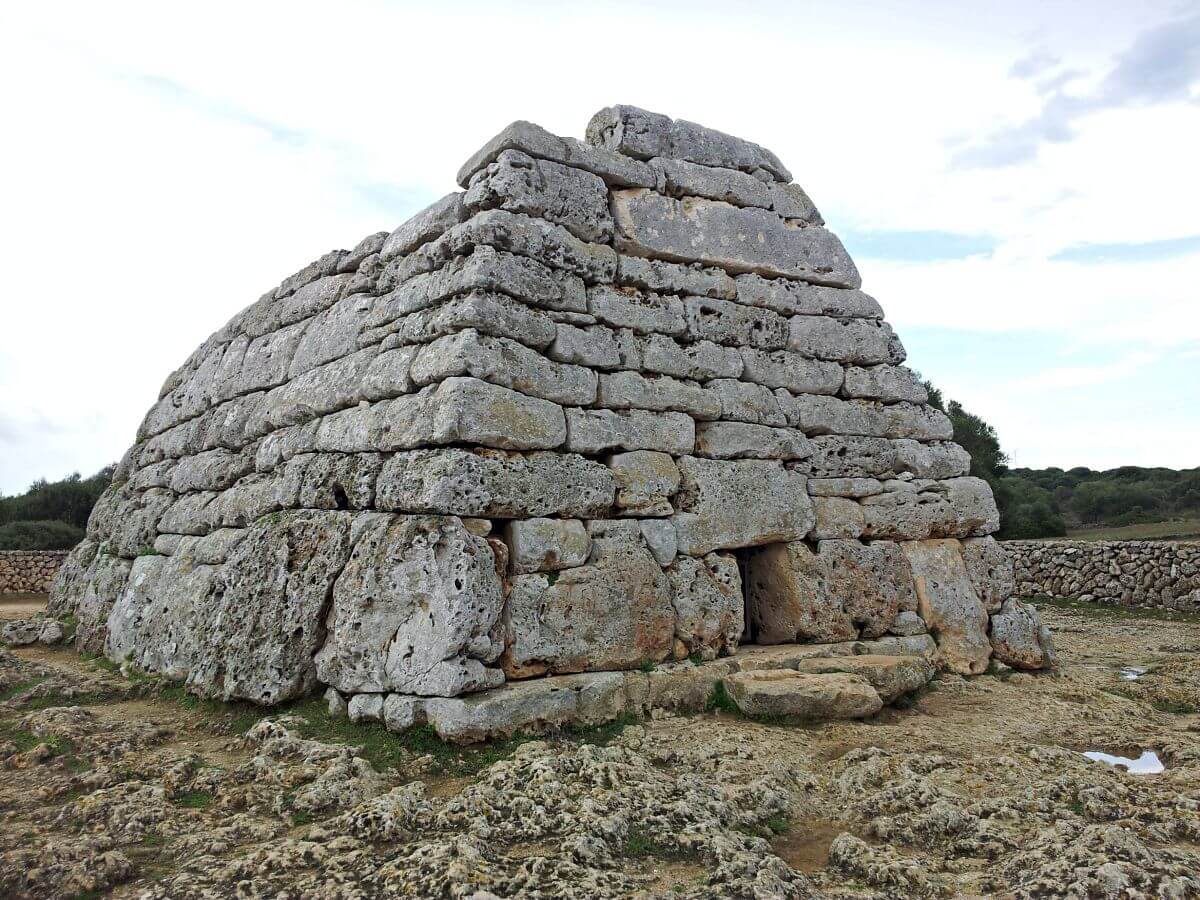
[1,0,1198,495]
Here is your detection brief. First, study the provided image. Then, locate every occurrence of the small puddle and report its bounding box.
[771,820,845,873]
[1119,666,1149,681]
[1083,750,1164,774]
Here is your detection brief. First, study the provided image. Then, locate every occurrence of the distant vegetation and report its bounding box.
[925,381,1200,539]
[0,467,113,550]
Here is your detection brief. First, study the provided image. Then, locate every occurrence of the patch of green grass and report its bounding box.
[624,825,702,861]
[764,815,792,835]
[1151,698,1199,715]
[1064,518,1200,542]
[0,677,46,702]
[1029,595,1200,625]
[79,651,120,674]
[688,651,704,665]
[545,571,559,586]
[0,725,88,771]
[638,660,657,673]
[290,810,317,827]
[140,833,168,848]
[24,690,114,710]
[566,712,638,746]
[174,790,213,809]
[705,681,741,716]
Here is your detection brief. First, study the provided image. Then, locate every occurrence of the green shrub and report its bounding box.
[0,519,85,550]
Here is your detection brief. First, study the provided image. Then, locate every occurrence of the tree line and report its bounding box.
[0,466,114,550]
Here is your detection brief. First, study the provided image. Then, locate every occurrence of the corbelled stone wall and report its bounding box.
[0,550,67,594]
[1007,540,1200,610]
[48,104,1056,740]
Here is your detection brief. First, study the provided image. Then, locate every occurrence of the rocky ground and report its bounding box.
[0,595,1198,899]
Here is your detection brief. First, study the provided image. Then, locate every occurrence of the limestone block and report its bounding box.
[596,371,721,420]
[611,189,859,288]
[502,530,675,677]
[436,209,616,283]
[745,542,857,643]
[503,518,591,574]
[651,156,774,208]
[942,477,1001,536]
[276,251,349,302]
[72,553,133,654]
[464,149,613,243]
[169,448,255,493]
[811,497,865,540]
[315,514,505,697]
[615,254,736,300]
[723,670,883,720]
[411,330,597,406]
[638,333,743,381]
[709,379,787,426]
[883,403,954,441]
[682,296,788,350]
[253,350,373,433]
[89,486,175,559]
[185,511,356,703]
[738,348,844,395]
[347,694,385,724]
[776,393,887,436]
[383,694,424,732]
[564,408,695,455]
[889,611,927,636]
[900,539,991,675]
[608,450,681,516]
[380,192,466,262]
[672,458,814,556]
[860,489,955,540]
[808,477,885,498]
[735,274,883,318]
[587,105,792,182]
[818,539,914,636]
[375,448,615,519]
[639,519,678,567]
[989,599,1057,671]
[856,633,939,661]
[666,552,743,660]
[276,273,356,331]
[547,322,621,369]
[767,182,824,224]
[359,346,420,403]
[290,292,376,376]
[793,655,934,703]
[587,285,686,336]
[390,291,557,350]
[378,244,586,315]
[228,321,308,396]
[694,421,812,460]
[278,452,382,510]
[787,317,904,364]
[893,440,971,479]
[456,119,657,189]
[843,365,929,404]
[47,538,100,619]
[338,230,388,273]
[960,536,1015,613]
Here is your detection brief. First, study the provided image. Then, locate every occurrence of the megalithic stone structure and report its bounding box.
[50,105,1056,741]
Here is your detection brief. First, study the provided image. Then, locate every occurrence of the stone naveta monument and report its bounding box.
[50,105,1056,742]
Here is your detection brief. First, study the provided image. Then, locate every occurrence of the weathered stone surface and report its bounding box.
[315,514,505,697]
[457,119,657,189]
[608,450,681,516]
[652,156,774,208]
[465,149,613,243]
[411,330,597,406]
[942,477,1001,536]
[384,291,557,350]
[503,518,591,574]
[72,553,133,654]
[611,190,860,288]
[901,539,991,675]
[187,511,355,703]
[639,519,678,567]
[787,317,904,364]
[666,552,743,660]
[843,365,928,403]
[793,654,934,703]
[861,489,954,541]
[564,408,695,455]
[960,536,1015,613]
[819,539,914,637]
[893,440,971,479]
[596,371,721,420]
[587,285,685,336]
[615,254,736,299]
[776,393,886,437]
[380,193,466,262]
[547,322,621,369]
[694,421,811,460]
[808,477,885,498]
[889,610,927,636]
[739,348,844,395]
[723,670,883,719]
[502,529,675,677]
[989,598,1058,671]
[682,296,788,350]
[811,497,865,540]
[672,458,813,556]
[638,333,743,381]
[587,105,792,182]
[746,542,857,644]
[735,274,883,318]
[376,449,615,519]
[709,379,787,426]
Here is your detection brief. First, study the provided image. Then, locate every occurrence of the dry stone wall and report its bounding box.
[0,550,66,594]
[49,105,1055,739]
[1008,540,1200,610]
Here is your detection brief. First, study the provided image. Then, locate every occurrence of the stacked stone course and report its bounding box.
[0,550,67,593]
[1008,539,1200,610]
[50,105,1055,740]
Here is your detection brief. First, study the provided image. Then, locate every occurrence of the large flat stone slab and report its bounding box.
[724,670,883,719]
[793,654,934,703]
[901,538,992,675]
